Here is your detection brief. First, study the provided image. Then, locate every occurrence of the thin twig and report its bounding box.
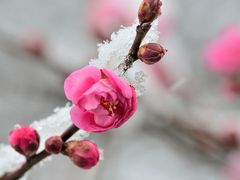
[119,22,151,72]
[0,29,68,76]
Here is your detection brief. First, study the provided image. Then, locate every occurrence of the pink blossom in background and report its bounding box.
[87,0,174,40]
[221,79,240,98]
[64,66,137,133]
[225,152,240,180]
[87,0,135,40]
[157,15,174,37]
[204,26,240,74]
[151,65,174,89]
[9,126,40,157]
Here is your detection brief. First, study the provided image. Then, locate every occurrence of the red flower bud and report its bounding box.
[138,43,166,64]
[9,126,40,158]
[45,136,64,154]
[138,0,162,23]
[63,140,100,169]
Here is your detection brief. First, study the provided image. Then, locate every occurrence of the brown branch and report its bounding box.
[1,124,78,180]
[120,22,151,72]
[0,29,69,77]
[149,114,239,154]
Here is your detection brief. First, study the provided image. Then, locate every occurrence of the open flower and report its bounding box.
[64,66,137,133]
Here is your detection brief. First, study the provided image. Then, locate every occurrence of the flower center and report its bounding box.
[100,98,117,116]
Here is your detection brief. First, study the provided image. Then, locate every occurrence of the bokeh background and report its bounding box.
[1,0,240,179]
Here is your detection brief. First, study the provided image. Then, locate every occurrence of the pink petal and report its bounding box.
[101,69,133,98]
[114,87,137,128]
[92,106,114,127]
[70,106,95,131]
[70,106,112,133]
[78,94,100,111]
[64,66,101,103]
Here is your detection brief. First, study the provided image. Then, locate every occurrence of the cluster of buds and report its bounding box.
[9,126,100,170]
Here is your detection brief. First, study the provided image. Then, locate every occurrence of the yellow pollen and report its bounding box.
[100,98,116,116]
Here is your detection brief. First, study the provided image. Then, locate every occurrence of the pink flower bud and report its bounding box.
[138,0,162,23]
[64,140,100,169]
[45,136,64,154]
[138,43,166,64]
[9,126,40,158]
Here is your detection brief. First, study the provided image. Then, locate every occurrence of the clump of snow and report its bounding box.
[0,145,25,177]
[90,20,159,96]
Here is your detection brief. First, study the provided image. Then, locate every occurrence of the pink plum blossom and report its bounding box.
[64,66,137,133]
[204,26,240,74]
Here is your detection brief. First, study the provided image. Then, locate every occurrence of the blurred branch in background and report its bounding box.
[0,29,69,76]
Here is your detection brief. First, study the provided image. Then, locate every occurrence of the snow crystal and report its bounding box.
[99,148,104,161]
[90,20,159,96]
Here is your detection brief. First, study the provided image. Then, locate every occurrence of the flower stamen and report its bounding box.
[100,98,116,116]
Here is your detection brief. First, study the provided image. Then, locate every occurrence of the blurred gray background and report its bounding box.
[1,0,240,179]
